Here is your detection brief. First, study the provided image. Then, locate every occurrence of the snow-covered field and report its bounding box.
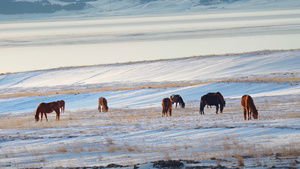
[0,0,300,168]
[0,49,299,168]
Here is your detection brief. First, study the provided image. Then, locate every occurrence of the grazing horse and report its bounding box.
[35,101,61,122]
[57,100,65,113]
[207,92,225,107]
[170,94,185,108]
[241,95,258,120]
[98,97,109,112]
[199,93,224,115]
[162,98,172,117]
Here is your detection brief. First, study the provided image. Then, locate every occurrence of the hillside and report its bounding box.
[0,50,299,114]
[0,50,299,168]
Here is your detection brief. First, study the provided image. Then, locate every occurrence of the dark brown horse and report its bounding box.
[199,93,224,115]
[162,98,172,117]
[57,100,65,113]
[241,95,258,120]
[98,97,108,112]
[207,92,225,107]
[35,101,61,122]
[170,94,185,108]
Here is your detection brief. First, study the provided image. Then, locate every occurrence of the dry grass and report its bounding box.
[1,74,298,99]
[236,155,245,166]
[1,95,299,168]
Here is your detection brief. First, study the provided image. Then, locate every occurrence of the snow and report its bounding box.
[0,0,299,168]
[0,49,299,168]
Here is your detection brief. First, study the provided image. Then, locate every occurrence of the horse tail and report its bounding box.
[199,97,205,114]
[163,99,167,113]
[98,98,102,112]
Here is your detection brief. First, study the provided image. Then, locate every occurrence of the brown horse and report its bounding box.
[57,100,65,113]
[207,92,225,107]
[241,95,258,120]
[35,101,61,122]
[162,98,172,117]
[170,94,185,108]
[199,93,224,115]
[98,97,108,112]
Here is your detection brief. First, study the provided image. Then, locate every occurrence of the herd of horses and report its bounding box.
[160,92,258,120]
[34,93,258,122]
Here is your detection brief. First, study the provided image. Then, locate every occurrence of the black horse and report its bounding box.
[199,93,224,114]
[170,94,185,108]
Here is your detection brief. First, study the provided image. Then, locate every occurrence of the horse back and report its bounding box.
[99,97,107,106]
[37,102,54,113]
[202,94,221,105]
[162,98,172,109]
[242,95,256,110]
[170,94,180,102]
[241,95,247,108]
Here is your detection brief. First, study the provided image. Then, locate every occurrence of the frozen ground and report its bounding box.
[0,50,299,168]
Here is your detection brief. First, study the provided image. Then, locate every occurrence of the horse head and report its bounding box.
[199,99,205,114]
[253,110,258,119]
[103,106,109,112]
[34,111,40,122]
[180,101,185,108]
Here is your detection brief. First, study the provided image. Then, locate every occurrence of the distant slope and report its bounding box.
[0,50,299,114]
[0,50,299,96]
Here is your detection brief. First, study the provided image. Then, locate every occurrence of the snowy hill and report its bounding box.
[0,50,299,168]
[0,50,299,114]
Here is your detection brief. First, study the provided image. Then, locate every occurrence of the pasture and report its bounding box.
[0,95,299,168]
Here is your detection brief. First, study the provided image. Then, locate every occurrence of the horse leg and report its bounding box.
[248,110,252,120]
[243,108,247,120]
[40,113,43,122]
[169,109,172,116]
[55,109,60,121]
[175,102,177,108]
[44,113,48,122]
[216,105,219,114]
[247,109,251,120]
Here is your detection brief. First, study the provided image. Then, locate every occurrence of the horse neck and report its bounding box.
[250,104,257,113]
[35,109,40,118]
[200,101,205,111]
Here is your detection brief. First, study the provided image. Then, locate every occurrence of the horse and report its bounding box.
[199,93,224,115]
[162,98,172,117]
[98,97,109,112]
[241,95,258,120]
[35,101,61,122]
[170,94,185,108]
[207,92,225,107]
[57,100,65,113]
